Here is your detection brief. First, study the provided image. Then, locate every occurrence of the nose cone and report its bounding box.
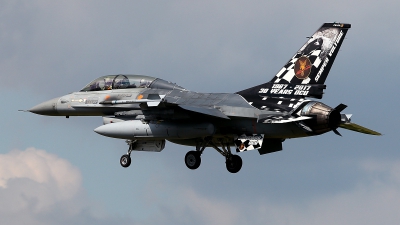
[29,98,60,116]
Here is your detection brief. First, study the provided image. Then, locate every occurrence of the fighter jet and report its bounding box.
[28,23,380,173]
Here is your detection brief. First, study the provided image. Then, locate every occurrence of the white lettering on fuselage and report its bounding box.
[270,84,292,95]
[260,84,312,96]
[294,85,311,91]
[270,89,293,95]
[293,85,310,96]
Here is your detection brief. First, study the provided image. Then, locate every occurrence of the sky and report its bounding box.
[1,0,399,224]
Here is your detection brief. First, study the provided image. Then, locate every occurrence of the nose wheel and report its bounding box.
[120,154,131,167]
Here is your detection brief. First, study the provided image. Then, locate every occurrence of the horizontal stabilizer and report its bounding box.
[179,105,230,119]
[339,123,381,135]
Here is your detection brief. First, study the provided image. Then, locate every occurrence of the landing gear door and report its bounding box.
[234,134,264,152]
[132,140,166,152]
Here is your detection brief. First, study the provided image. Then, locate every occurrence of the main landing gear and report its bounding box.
[119,139,243,173]
[120,140,134,168]
[225,154,242,173]
[184,139,207,170]
[184,138,243,173]
[185,151,201,169]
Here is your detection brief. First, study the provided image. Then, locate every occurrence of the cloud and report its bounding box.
[153,188,241,225]
[276,159,400,225]
[2,149,397,225]
[0,148,130,225]
[0,148,81,212]
[149,158,400,225]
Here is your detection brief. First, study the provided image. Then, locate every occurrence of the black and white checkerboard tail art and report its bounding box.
[270,23,351,85]
[237,23,351,104]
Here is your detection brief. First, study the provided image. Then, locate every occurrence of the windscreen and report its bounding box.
[80,75,156,92]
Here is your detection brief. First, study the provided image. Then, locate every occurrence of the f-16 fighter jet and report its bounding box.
[28,23,380,173]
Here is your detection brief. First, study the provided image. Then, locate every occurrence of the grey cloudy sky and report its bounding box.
[1,0,399,224]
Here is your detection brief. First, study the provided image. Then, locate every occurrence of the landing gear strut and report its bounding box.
[120,140,135,168]
[184,138,210,170]
[210,140,242,173]
[184,138,243,173]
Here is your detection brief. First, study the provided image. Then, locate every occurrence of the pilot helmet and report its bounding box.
[103,77,113,90]
[139,79,148,87]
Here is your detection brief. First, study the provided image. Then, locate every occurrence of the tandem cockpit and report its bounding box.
[80,74,186,92]
[28,74,186,116]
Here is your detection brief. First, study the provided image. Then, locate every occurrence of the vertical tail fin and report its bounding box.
[270,23,351,85]
[237,23,351,102]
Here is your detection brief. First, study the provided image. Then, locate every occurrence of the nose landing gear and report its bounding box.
[120,140,135,168]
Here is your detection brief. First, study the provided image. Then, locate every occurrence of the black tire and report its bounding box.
[185,151,201,170]
[120,154,131,168]
[226,155,242,173]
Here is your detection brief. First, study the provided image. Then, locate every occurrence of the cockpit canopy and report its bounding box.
[80,74,185,92]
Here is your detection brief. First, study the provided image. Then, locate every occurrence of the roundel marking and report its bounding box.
[294,56,312,79]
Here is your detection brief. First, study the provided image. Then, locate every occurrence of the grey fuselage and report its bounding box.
[31,87,310,145]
